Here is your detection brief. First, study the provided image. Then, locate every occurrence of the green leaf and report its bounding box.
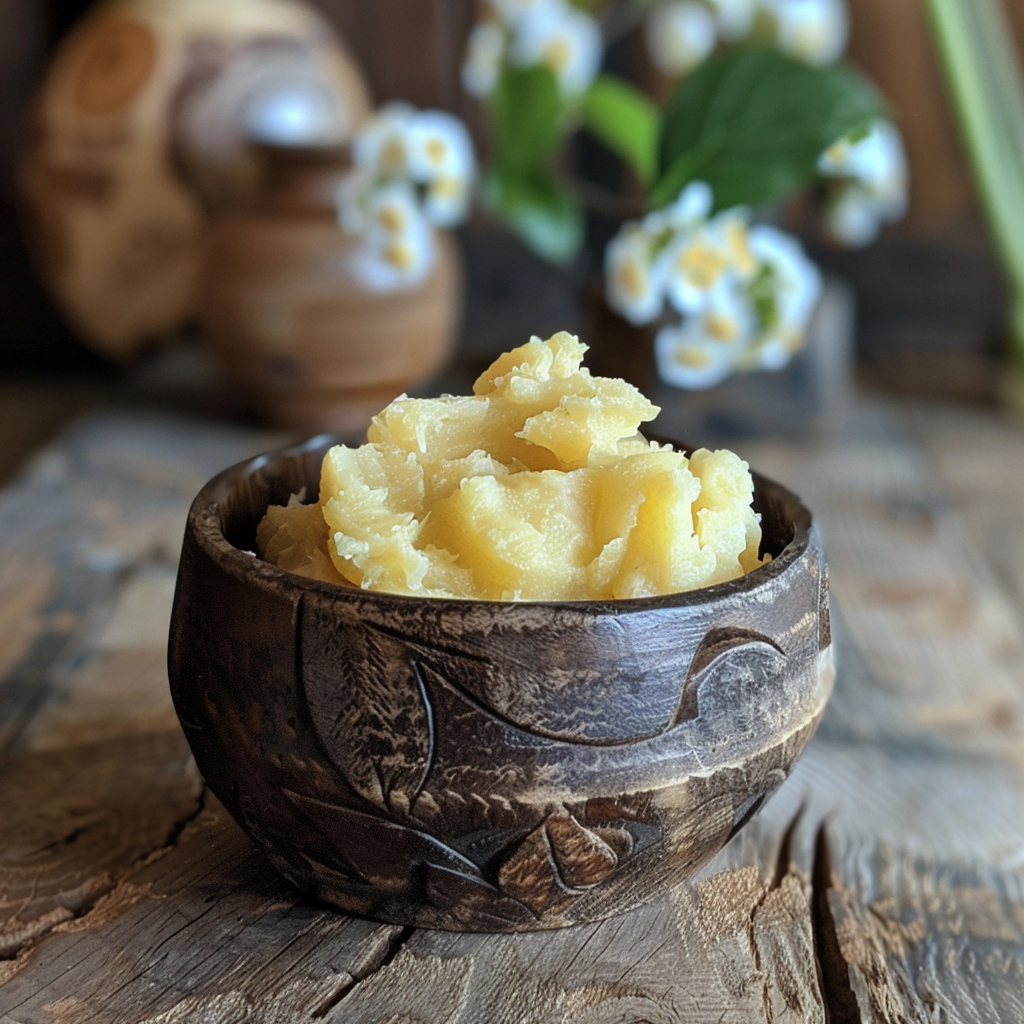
[652,47,887,210]
[582,74,662,184]
[490,65,564,172]
[483,165,584,264]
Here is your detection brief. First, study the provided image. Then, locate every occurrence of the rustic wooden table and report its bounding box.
[1,392,1023,1023]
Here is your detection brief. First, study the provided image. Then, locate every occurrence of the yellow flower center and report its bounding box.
[380,137,407,174]
[377,204,406,233]
[791,20,828,60]
[677,242,727,289]
[384,242,415,270]
[425,137,448,165]
[618,258,647,299]
[705,312,739,342]
[724,222,756,276]
[675,346,713,369]
[430,176,462,199]
[544,37,572,74]
[824,139,849,165]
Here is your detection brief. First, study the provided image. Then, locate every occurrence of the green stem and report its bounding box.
[925,0,1024,363]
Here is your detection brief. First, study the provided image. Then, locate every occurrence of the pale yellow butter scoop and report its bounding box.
[258,332,767,600]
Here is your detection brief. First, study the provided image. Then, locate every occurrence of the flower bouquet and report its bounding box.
[459,0,909,402]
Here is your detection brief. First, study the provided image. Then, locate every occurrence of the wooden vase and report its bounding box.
[200,145,462,433]
[18,0,371,360]
[168,436,832,932]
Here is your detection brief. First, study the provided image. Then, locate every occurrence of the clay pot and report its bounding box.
[200,144,463,433]
[168,435,832,932]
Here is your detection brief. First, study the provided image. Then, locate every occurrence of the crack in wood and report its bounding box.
[0,783,208,966]
[810,821,860,1024]
[310,925,415,1019]
[748,909,774,1024]
[742,803,858,1024]
[0,908,75,960]
[772,802,804,892]
[744,803,811,1024]
[150,784,208,864]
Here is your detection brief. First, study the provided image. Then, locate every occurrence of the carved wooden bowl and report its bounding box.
[168,436,833,932]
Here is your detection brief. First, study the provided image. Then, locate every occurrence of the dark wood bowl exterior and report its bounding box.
[168,436,832,932]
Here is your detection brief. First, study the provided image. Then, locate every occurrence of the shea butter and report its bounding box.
[258,332,766,600]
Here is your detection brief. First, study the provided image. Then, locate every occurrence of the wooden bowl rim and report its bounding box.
[186,432,816,614]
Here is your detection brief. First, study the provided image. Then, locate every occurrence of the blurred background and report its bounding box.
[1,0,1022,482]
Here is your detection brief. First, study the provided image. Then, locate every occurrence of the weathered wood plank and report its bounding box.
[321,856,824,1024]
[0,796,403,1024]
[0,412,281,753]
[737,401,1024,1023]
[20,568,182,751]
[0,740,819,1024]
[900,401,1024,628]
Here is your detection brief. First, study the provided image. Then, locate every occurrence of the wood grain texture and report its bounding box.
[1,401,1024,1020]
[0,412,281,754]
[200,150,462,434]
[18,0,372,358]
[0,732,201,961]
[0,793,403,1021]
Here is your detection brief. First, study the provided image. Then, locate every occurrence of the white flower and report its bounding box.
[352,102,416,176]
[345,106,476,233]
[821,185,883,246]
[745,336,793,371]
[351,227,435,292]
[406,111,475,183]
[819,120,907,245]
[363,180,424,247]
[647,184,758,316]
[746,224,822,350]
[645,205,823,384]
[764,0,849,66]
[710,208,759,280]
[339,103,476,290]
[423,174,473,228]
[699,280,758,348]
[353,184,436,292]
[508,1,603,96]
[664,226,734,314]
[647,214,821,385]
[605,225,666,326]
[644,1,718,77]
[819,121,906,198]
[706,0,757,40]
[655,320,738,389]
[462,21,506,97]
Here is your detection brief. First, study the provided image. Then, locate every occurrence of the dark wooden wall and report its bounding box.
[0,0,93,366]
[315,0,475,112]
